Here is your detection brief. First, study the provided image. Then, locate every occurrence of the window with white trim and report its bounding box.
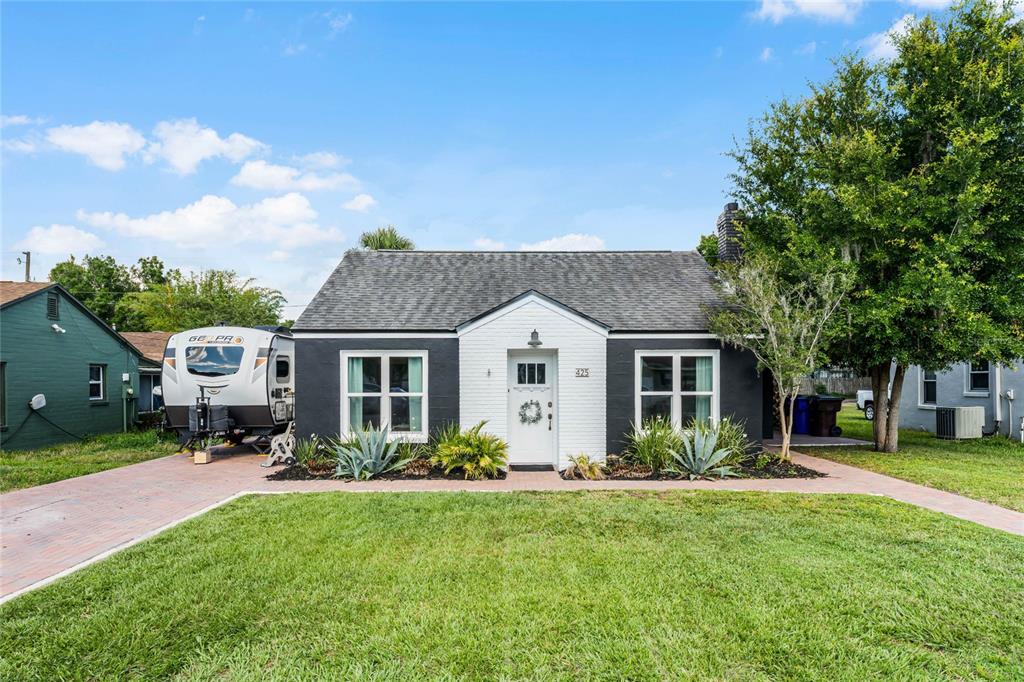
[89,364,105,401]
[920,369,937,405]
[342,352,427,437]
[636,351,718,428]
[967,361,989,393]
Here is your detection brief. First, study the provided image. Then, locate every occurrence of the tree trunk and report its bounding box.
[777,392,791,460]
[870,363,890,451]
[883,365,906,453]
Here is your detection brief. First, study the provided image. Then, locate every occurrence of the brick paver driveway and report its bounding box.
[2,449,1021,602]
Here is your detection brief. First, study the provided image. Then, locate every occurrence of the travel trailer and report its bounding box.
[160,325,295,445]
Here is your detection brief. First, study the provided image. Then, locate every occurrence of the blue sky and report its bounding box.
[1,1,975,314]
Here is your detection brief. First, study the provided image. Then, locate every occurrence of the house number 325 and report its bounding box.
[575,368,590,378]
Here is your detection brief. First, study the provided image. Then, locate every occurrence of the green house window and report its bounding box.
[89,364,105,401]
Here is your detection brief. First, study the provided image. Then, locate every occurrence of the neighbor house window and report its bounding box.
[46,292,59,320]
[967,361,990,393]
[89,364,105,401]
[921,369,937,405]
[636,351,718,428]
[138,374,163,412]
[0,362,6,427]
[342,352,427,437]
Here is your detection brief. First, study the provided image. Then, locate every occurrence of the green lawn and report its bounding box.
[0,430,177,492]
[2,492,1022,680]
[810,405,1024,513]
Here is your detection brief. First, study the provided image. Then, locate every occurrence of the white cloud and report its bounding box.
[145,118,266,175]
[473,237,507,250]
[3,137,39,153]
[282,42,307,56]
[342,193,378,212]
[754,0,863,24]
[77,192,343,249]
[760,47,776,62]
[46,121,146,171]
[294,151,349,169]
[519,234,606,251]
[323,10,352,37]
[231,160,359,192]
[795,41,817,55]
[1,114,43,127]
[860,14,915,61]
[267,250,291,262]
[14,224,105,255]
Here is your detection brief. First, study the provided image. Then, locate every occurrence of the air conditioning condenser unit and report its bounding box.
[936,406,984,440]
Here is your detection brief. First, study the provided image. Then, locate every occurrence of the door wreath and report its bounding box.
[518,399,543,424]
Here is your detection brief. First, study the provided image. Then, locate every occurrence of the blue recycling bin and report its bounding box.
[793,396,811,435]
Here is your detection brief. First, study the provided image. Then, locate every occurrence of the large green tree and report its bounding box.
[49,255,138,329]
[115,270,285,331]
[729,0,1024,451]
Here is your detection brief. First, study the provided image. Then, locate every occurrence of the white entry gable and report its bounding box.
[456,290,610,338]
[457,290,608,469]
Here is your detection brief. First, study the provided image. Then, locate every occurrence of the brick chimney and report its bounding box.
[716,202,742,263]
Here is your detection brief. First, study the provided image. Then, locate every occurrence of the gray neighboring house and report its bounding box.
[293,207,771,470]
[898,360,1023,441]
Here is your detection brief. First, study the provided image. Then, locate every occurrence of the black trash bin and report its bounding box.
[809,396,844,437]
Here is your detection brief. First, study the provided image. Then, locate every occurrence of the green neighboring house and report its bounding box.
[0,281,145,450]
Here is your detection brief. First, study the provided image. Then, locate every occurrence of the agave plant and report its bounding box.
[332,426,413,480]
[665,427,740,480]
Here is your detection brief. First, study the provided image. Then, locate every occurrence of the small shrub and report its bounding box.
[332,426,412,480]
[431,421,508,480]
[755,451,776,470]
[563,453,606,480]
[624,418,682,473]
[665,427,740,480]
[294,435,332,475]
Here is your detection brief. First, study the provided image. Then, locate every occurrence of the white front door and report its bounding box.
[507,351,557,465]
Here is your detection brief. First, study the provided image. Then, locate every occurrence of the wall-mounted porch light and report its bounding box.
[528,329,542,347]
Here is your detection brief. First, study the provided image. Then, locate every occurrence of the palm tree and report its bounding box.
[359,225,415,250]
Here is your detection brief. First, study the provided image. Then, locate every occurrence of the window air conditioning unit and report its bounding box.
[936,406,984,440]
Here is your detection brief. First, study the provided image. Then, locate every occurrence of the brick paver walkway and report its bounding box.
[2,449,1021,602]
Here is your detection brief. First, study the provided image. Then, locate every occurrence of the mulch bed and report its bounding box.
[573,457,826,481]
[265,460,508,482]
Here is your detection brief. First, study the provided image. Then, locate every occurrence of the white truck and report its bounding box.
[856,384,892,421]
[855,390,875,420]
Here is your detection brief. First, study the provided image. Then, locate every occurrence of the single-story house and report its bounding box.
[898,360,1023,441]
[0,281,145,450]
[119,331,173,413]
[293,206,770,469]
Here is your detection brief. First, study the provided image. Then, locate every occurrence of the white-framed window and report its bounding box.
[341,351,428,439]
[919,368,937,406]
[635,350,719,428]
[89,364,106,401]
[966,360,990,394]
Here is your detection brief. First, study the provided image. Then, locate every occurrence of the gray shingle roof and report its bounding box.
[295,250,722,332]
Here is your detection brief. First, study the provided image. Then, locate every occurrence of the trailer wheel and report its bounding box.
[864,403,875,421]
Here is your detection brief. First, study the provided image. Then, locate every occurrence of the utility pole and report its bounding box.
[20,251,31,282]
